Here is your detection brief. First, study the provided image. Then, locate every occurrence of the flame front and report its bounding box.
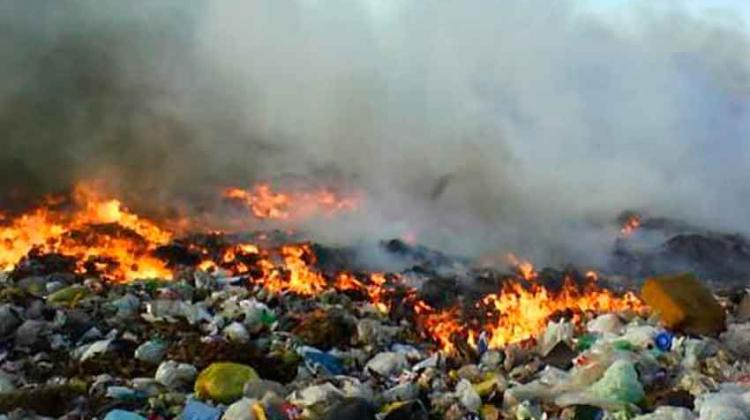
[413,275,642,353]
[0,181,645,353]
[480,276,642,348]
[0,183,173,281]
[224,183,359,221]
[195,244,643,354]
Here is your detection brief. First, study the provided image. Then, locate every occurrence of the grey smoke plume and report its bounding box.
[2,1,750,267]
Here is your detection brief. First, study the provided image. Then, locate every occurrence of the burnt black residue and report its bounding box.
[611,215,750,287]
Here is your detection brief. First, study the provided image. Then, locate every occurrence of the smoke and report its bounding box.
[2,1,750,267]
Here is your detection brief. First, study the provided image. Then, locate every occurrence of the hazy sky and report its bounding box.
[363,0,750,28]
[4,0,750,268]
[582,0,750,26]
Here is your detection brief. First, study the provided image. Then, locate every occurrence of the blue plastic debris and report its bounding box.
[103,409,147,420]
[655,331,674,352]
[181,399,222,420]
[298,346,345,375]
[105,386,146,401]
[477,331,489,356]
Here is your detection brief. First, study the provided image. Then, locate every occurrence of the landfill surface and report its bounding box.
[0,188,749,420]
[0,241,749,420]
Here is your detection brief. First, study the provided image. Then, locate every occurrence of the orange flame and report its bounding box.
[480,276,642,348]
[248,249,642,353]
[0,183,173,281]
[192,241,642,354]
[411,254,642,352]
[335,272,390,313]
[417,306,466,354]
[620,214,641,237]
[224,183,358,221]
[413,277,643,353]
[0,181,645,353]
[585,270,599,281]
[506,253,538,281]
[273,244,328,295]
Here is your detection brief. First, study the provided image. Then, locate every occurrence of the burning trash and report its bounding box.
[223,184,360,221]
[619,212,642,238]
[0,183,174,281]
[0,184,748,419]
[6,0,750,417]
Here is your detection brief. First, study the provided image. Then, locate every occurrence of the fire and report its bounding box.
[335,272,390,313]
[413,276,643,353]
[0,181,646,354]
[411,256,641,353]
[211,243,393,304]
[0,208,66,272]
[194,242,329,296]
[0,183,173,281]
[224,183,358,221]
[620,214,641,237]
[185,236,642,355]
[267,244,328,295]
[506,253,538,281]
[367,273,390,313]
[417,306,466,354]
[479,276,643,348]
[0,182,358,285]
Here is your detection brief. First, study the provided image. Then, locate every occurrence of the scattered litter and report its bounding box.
[155,360,198,390]
[1,231,748,419]
[195,362,259,404]
[181,399,222,420]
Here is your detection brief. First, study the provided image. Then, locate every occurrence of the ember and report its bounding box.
[620,213,642,237]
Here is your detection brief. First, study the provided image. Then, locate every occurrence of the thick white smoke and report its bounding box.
[189,1,750,265]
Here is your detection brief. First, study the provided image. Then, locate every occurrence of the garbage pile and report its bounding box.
[0,240,749,420]
[1,179,749,419]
